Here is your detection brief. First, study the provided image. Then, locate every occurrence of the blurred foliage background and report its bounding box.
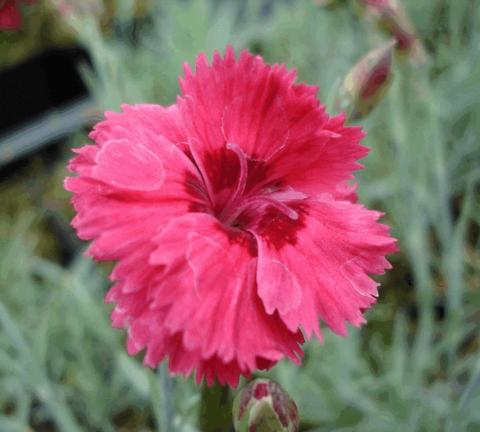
[0,0,479,431]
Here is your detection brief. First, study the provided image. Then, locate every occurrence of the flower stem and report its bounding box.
[199,383,233,432]
[149,364,174,432]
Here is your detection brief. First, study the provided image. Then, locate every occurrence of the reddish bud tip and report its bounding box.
[233,379,299,432]
[335,40,395,120]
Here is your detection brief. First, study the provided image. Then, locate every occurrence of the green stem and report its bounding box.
[199,383,233,432]
[149,364,174,432]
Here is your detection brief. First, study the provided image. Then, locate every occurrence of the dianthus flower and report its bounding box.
[65,47,397,387]
[0,0,35,30]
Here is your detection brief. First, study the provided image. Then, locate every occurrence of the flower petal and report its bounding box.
[65,107,207,262]
[90,104,188,151]
[179,48,368,198]
[93,138,165,191]
[125,307,272,387]
[267,114,369,196]
[252,197,397,338]
[148,213,303,372]
[178,48,298,190]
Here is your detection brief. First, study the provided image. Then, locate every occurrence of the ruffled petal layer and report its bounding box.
[179,47,294,161]
[268,114,368,196]
[125,307,278,387]
[90,104,187,150]
[65,106,206,263]
[252,197,397,338]
[178,48,369,198]
[128,214,305,382]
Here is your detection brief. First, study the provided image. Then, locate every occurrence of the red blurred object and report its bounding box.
[0,0,36,30]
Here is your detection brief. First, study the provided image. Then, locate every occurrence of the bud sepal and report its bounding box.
[233,379,299,432]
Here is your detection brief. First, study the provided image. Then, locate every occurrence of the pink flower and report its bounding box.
[0,0,35,30]
[65,47,397,387]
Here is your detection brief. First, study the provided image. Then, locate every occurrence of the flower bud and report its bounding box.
[233,379,299,432]
[357,0,426,63]
[335,40,394,120]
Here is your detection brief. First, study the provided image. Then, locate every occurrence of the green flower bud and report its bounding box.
[233,379,299,432]
[335,40,394,120]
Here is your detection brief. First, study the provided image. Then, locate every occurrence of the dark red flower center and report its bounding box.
[186,143,306,251]
[205,144,301,226]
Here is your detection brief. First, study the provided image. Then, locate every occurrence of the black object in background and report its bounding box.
[0,46,96,167]
[0,47,89,132]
